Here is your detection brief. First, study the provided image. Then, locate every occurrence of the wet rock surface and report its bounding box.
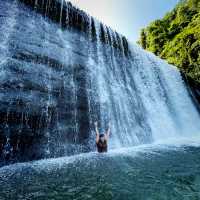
[1,0,200,167]
[0,0,99,165]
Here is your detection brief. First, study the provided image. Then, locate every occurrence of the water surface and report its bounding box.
[0,140,200,200]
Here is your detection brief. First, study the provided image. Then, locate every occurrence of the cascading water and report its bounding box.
[0,0,200,165]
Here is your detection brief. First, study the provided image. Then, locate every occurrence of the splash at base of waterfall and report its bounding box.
[0,138,200,200]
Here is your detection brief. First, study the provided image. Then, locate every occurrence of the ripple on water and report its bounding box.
[0,142,200,200]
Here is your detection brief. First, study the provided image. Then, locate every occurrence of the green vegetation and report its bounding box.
[138,0,200,82]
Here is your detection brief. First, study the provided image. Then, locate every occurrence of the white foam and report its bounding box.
[1,137,200,176]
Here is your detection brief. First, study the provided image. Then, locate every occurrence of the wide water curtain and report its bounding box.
[0,0,200,164]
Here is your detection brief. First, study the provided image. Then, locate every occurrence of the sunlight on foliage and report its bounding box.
[138,0,200,82]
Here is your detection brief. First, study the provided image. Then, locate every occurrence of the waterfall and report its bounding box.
[0,0,200,164]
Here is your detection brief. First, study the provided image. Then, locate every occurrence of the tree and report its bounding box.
[138,0,200,82]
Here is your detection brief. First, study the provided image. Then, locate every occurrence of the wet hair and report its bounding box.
[99,134,105,138]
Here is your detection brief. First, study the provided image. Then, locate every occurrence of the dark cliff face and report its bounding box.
[181,73,200,113]
[0,0,91,164]
[0,0,131,165]
[19,0,130,56]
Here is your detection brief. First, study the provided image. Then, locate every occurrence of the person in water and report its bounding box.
[94,121,111,153]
